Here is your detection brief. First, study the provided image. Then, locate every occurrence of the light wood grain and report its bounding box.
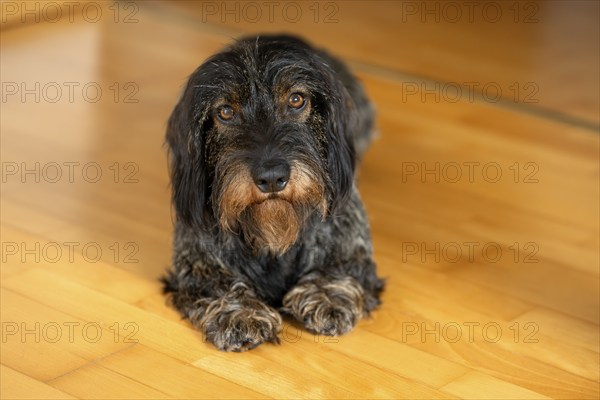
[1,1,598,399]
[0,365,75,400]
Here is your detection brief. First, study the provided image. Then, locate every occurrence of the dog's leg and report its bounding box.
[282,256,383,336]
[163,254,282,352]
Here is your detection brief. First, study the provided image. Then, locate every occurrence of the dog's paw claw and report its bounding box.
[283,277,365,337]
[303,305,356,336]
[201,300,282,352]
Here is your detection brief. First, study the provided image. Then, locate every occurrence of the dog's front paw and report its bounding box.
[282,277,366,336]
[199,291,282,352]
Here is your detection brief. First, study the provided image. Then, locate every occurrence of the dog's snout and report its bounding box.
[252,161,291,193]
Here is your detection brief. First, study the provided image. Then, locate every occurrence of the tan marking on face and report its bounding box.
[217,161,325,254]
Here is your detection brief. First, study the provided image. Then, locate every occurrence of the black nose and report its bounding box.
[252,160,291,193]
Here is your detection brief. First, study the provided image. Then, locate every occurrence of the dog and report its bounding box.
[162,34,384,352]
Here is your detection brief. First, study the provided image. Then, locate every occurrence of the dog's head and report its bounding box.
[167,35,356,254]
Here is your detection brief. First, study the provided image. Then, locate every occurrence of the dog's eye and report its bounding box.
[288,93,306,110]
[217,106,235,122]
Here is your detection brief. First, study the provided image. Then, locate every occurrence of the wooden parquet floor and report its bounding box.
[1,1,598,399]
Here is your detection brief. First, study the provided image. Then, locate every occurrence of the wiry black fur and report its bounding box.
[163,35,384,351]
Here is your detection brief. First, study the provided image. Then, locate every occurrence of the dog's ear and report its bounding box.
[166,83,213,230]
[323,79,357,213]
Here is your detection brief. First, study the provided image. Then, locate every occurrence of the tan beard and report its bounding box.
[240,198,301,255]
[218,162,326,255]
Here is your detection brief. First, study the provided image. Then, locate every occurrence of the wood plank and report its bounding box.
[1,269,211,363]
[362,268,600,398]
[49,362,171,399]
[0,365,75,400]
[441,371,551,399]
[1,289,127,381]
[74,345,266,399]
[0,225,158,303]
[193,352,359,399]
[255,327,459,399]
